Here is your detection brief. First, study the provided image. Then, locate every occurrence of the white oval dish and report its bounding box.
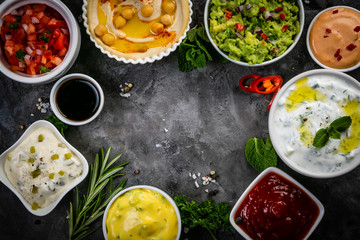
[204,0,304,67]
[102,185,181,240]
[0,0,81,84]
[0,120,89,216]
[269,69,360,178]
[82,0,193,64]
[50,73,104,126]
[230,167,324,240]
[306,6,360,72]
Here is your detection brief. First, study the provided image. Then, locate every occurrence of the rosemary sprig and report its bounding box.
[67,147,129,240]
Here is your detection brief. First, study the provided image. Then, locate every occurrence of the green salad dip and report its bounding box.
[209,0,300,64]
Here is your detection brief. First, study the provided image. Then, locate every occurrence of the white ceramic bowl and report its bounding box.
[0,120,89,216]
[269,69,360,178]
[82,0,193,64]
[204,0,304,67]
[306,6,360,72]
[230,167,324,240]
[0,0,80,84]
[102,185,181,240]
[50,73,104,126]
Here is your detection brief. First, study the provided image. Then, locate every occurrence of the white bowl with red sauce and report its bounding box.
[0,0,80,84]
[230,167,324,240]
[307,6,360,72]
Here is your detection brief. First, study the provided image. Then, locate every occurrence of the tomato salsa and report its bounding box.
[234,172,320,240]
[1,4,69,75]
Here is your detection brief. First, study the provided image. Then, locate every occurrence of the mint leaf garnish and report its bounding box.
[245,136,277,171]
[313,116,352,148]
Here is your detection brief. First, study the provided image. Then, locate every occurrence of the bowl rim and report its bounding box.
[102,185,182,240]
[50,73,105,126]
[0,120,89,216]
[203,0,304,67]
[81,0,193,64]
[268,69,360,178]
[306,5,360,72]
[229,167,325,240]
[0,0,80,84]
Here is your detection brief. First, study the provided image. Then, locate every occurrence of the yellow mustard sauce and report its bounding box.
[106,188,178,240]
[97,0,177,53]
[339,99,360,153]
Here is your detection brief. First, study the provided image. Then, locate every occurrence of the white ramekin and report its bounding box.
[0,0,81,84]
[102,185,181,240]
[0,120,89,216]
[50,73,104,126]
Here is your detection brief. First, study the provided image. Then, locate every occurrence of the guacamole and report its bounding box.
[209,0,300,64]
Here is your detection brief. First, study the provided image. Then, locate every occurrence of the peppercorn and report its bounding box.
[235,217,243,225]
[134,169,140,174]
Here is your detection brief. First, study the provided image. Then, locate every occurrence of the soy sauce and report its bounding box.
[56,79,100,121]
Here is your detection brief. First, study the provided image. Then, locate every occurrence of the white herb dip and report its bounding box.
[5,127,83,210]
[271,74,360,175]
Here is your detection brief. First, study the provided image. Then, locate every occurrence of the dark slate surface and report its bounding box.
[0,0,360,239]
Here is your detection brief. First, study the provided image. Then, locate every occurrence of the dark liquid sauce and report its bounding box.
[56,79,100,121]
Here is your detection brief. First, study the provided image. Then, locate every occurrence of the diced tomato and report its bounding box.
[22,15,32,24]
[51,56,62,66]
[7,55,19,66]
[45,62,53,69]
[36,12,45,20]
[41,55,47,64]
[4,40,15,56]
[53,33,66,50]
[275,7,283,12]
[261,33,267,40]
[43,50,52,58]
[40,16,51,25]
[13,28,26,41]
[58,47,67,57]
[27,33,37,41]
[24,56,31,66]
[47,18,62,29]
[27,65,36,75]
[259,7,266,12]
[235,24,244,31]
[33,4,46,12]
[282,25,289,32]
[280,13,286,20]
[11,66,25,72]
[13,43,23,52]
[27,23,36,34]
[35,55,41,64]
[35,23,44,31]
[3,14,17,23]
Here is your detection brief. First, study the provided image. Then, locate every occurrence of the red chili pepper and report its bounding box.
[261,33,267,40]
[235,23,244,31]
[239,74,261,92]
[280,13,286,20]
[224,10,233,19]
[282,25,289,32]
[267,87,281,111]
[250,75,283,94]
[275,6,283,12]
[259,7,266,12]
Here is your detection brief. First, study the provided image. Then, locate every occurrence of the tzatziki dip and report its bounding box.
[271,73,360,176]
[5,127,84,210]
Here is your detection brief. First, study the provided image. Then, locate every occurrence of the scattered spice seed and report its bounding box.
[346,43,357,51]
[235,217,243,225]
[19,124,24,130]
[134,169,140,174]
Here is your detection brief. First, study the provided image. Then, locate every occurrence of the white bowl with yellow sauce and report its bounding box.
[103,185,181,240]
[269,69,360,178]
[0,120,89,216]
[307,6,360,72]
[82,0,193,64]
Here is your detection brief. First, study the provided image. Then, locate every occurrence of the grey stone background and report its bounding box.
[0,0,359,239]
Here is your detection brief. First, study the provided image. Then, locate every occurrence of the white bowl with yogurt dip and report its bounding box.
[269,69,360,178]
[0,120,89,216]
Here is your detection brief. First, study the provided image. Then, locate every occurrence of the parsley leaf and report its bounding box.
[46,29,52,34]
[174,195,231,240]
[40,33,49,43]
[245,136,277,171]
[177,25,227,72]
[9,23,18,30]
[39,66,50,74]
[313,116,352,148]
[15,49,26,62]
[45,114,68,137]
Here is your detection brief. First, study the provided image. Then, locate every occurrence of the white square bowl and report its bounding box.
[0,120,89,216]
[229,167,324,240]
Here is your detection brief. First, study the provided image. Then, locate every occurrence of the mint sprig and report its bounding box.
[245,136,277,171]
[313,116,352,148]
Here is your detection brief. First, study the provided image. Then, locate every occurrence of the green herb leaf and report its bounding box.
[39,66,50,74]
[9,23,18,30]
[45,114,68,137]
[313,128,329,148]
[15,49,26,62]
[46,29,52,34]
[329,116,352,132]
[245,137,277,171]
[40,33,49,43]
[67,147,128,240]
[328,126,341,139]
[196,27,210,43]
[186,27,198,42]
[174,195,231,240]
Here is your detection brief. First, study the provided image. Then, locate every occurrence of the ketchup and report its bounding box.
[234,172,319,240]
